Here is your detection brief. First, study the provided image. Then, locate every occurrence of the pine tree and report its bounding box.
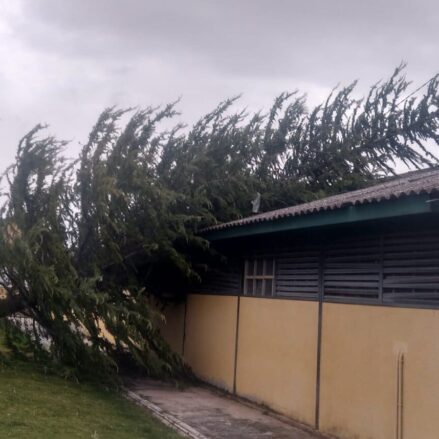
[0,66,437,379]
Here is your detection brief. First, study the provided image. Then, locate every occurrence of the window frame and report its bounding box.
[244,257,275,297]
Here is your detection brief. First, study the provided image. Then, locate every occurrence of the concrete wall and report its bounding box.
[236,297,318,425]
[183,294,238,391]
[159,295,439,438]
[320,303,439,439]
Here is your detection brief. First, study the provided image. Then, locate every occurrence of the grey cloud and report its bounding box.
[0,0,438,173]
[17,0,438,83]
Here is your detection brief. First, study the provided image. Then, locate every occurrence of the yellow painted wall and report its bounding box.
[320,303,439,439]
[159,302,186,355]
[184,294,238,391]
[236,297,318,425]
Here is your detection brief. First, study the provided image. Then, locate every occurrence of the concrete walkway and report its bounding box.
[125,378,323,439]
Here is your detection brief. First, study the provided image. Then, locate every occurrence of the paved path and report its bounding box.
[125,379,323,439]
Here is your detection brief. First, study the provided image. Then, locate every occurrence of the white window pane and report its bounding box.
[246,279,253,295]
[264,279,273,296]
[255,279,263,295]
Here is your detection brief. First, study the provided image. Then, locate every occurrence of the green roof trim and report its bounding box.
[203,194,433,241]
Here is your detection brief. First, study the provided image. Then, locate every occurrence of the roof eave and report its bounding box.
[202,194,434,241]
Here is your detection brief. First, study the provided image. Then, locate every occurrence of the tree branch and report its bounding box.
[0,293,26,318]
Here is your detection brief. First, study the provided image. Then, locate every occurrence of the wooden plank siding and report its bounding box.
[196,222,439,308]
[382,230,439,304]
[194,266,242,296]
[275,248,320,300]
[323,235,381,300]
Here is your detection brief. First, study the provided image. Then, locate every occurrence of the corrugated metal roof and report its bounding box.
[203,168,439,232]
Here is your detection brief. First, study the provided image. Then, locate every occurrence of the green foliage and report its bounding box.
[3,319,35,360]
[0,65,438,379]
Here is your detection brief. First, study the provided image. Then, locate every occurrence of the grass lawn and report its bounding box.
[0,333,181,438]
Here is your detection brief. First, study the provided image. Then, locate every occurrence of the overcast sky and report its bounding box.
[0,0,438,173]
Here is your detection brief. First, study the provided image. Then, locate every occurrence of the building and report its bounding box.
[160,168,439,439]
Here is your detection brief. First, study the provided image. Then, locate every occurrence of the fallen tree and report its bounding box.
[0,66,437,379]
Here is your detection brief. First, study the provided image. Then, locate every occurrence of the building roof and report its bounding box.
[203,167,439,235]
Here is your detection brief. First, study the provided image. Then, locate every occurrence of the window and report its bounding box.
[244,258,275,296]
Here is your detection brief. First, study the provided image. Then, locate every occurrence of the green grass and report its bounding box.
[0,334,181,438]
